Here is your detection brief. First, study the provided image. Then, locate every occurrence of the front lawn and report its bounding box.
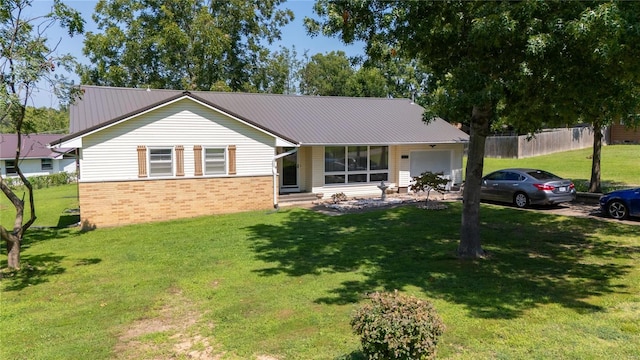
[1,200,639,359]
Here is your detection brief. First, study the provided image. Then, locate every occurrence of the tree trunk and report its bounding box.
[458,105,491,258]
[3,232,21,269]
[589,122,603,193]
[1,177,26,269]
[1,217,22,269]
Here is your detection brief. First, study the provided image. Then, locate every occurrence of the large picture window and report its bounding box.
[149,148,173,177]
[324,146,389,185]
[204,147,226,175]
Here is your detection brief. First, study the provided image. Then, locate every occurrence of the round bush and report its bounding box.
[351,290,445,360]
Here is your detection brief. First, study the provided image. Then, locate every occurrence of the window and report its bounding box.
[324,146,389,185]
[41,158,53,170]
[148,148,173,177]
[204,147,226,175]
[5,160,17,175]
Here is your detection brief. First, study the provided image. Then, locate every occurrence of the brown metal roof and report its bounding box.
[58,85,468,146]
[0,133,71,160]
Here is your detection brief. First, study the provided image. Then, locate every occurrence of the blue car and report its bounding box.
[599,187,640,220]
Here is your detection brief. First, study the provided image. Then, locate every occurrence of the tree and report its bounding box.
[490,1,640,193]
[345,66,387,97]
[79,0,293,92]
[307,1,640,258]
[299,51,355,96]
[1,0,83,269]
[247,46,303,94]
[562,3,640,192]
[0,107,69,134]
[409,171,449,205]
[362,49,431,102]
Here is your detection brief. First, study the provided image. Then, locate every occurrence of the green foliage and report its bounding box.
[246,46,303,94]
[351,290,445,360]
[306,0,640,255]
[298,50,425,99]
[345,67,387,97]
[409,171,449,203]
[1,0,83,125]
[1,0,84,268]
[299,51,356,96]
[0,107,69,133]
[5,172,76,190]
[80,0,293,92]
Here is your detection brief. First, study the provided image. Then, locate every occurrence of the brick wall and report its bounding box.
[79,176,274,228]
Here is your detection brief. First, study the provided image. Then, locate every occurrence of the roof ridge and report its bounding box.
[80,85,413,102]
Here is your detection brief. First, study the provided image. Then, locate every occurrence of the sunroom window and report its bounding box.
[149,148,173,177]
[324,146,389,185]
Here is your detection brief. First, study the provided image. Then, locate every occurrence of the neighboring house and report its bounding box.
[50,85,469,228]
[608,121,640,144]
[0,133,75,178]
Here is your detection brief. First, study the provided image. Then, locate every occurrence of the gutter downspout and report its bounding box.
[272,147,299,210]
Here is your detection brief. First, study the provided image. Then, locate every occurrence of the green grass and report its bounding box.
[1,146,639,359]
[0,183,79,229]
[477,144,640,192]
[1,184,640,359]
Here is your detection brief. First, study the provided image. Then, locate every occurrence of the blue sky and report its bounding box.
[32,0,364,108]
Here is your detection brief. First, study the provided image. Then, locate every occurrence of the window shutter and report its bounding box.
[175,145,184,176]
[137,146,147,178]
[194,145,203,176]
[228,145,236,175]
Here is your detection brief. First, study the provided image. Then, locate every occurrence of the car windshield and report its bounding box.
[527,170,560,180]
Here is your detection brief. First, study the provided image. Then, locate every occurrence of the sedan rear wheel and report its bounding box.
[607,200,628,220]
[513,192,529,208]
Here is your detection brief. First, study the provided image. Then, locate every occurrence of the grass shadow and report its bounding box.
[245,203,634,319]
[1,252,66,291]
[57,214,80,228]
[335,350,366,360]
[573,178,632,193]
[1,228,80,289]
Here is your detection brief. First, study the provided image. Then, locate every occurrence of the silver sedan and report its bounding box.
[480,168,576,208]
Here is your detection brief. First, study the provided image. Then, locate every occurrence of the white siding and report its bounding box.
[56,158,77,174]
[2,158,75,177]
[79,99,276,182]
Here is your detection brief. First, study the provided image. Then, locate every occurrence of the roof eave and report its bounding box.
[52,92,301,149]
[299,139,469,146]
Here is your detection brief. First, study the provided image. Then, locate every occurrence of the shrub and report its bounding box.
[409,172,449,203]
[331,192,348,203]
[7,172,76,190]
[351,290,445,360]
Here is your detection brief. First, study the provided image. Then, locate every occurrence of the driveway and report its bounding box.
[521,201,640,226]
[301,191,639,225]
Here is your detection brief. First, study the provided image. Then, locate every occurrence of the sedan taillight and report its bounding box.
[533,183,555,191]
[569,183,575,189]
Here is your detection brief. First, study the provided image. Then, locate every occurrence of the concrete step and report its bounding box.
[278,192,319,204]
